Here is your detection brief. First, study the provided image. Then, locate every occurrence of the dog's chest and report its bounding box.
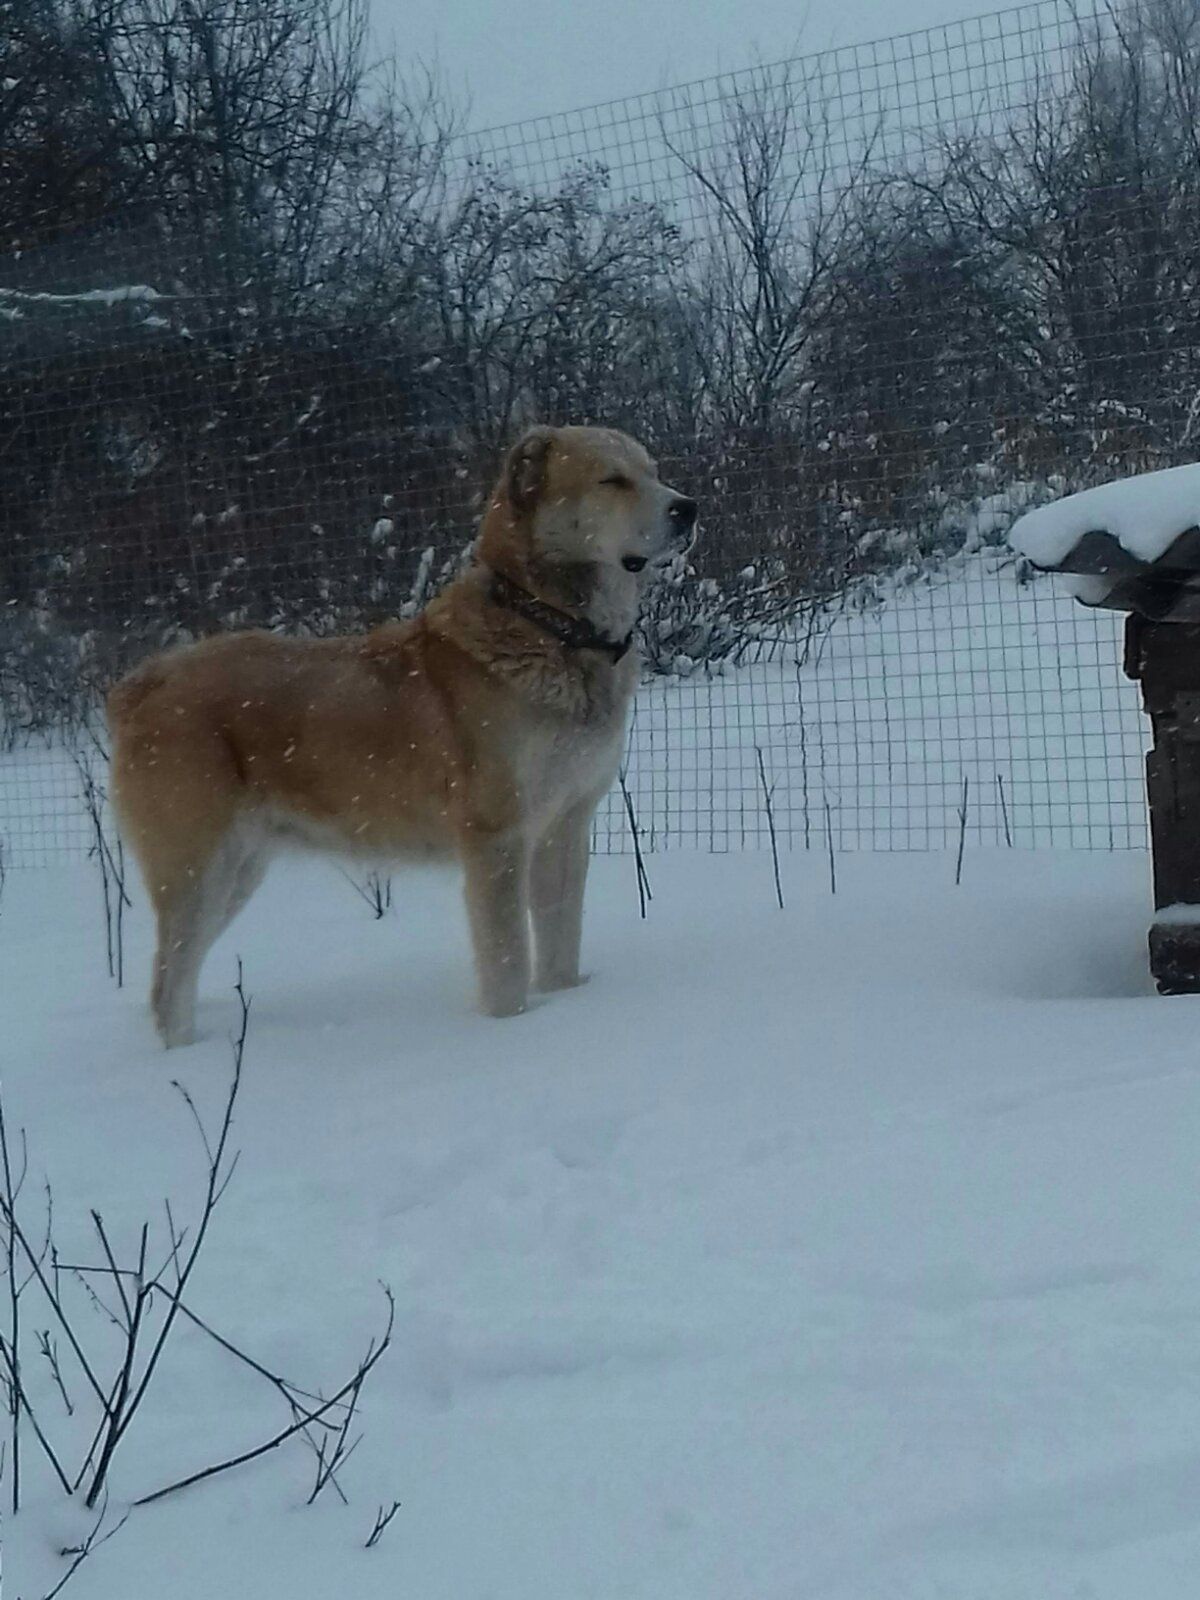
[521,706,626,821]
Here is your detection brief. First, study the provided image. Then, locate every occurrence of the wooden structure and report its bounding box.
[1023,522,1200,994]
[1125,615,1200,993]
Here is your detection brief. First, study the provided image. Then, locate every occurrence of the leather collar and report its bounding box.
[488,569,633,664]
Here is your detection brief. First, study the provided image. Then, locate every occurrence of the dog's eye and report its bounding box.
[621,555,647,573]
[601,474,633,490]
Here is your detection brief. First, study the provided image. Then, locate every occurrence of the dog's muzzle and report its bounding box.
[667,495,699,556]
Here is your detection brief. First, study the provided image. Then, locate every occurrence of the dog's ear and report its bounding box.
[506,427,555,516]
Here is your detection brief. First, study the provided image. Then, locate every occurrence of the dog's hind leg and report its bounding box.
[113,711,258,1047]
[151,837,245,1048]
[214,843,270,940]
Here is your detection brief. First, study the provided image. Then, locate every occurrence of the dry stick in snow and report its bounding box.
[82,967,252,1508]
[824,800,837,896]
[114,839,127,985]
[0,1089,20,1514]
[340,868,392,919]
[1,1178,110,1411]
[618,770,652,919]
[38,1330,75,1416]
[996,772,1012,848]
[794,664,811,852]
[90,1212,134,1330]
[0,1106,74,1504]
[59,1227,391,1517]
[755,747,785,909]
[72,751,131,986]
[43,1500,131,1600]
[0,1330,72,1498]
[144,1287,354,1502]
[307,1366,366,1505]
[309,1424,362,1507]
[955,776,970,887]
[366,1499,403,1549]
[134,1288,395,1509]
[80,1226,149,1507]
[0,964,396,1585]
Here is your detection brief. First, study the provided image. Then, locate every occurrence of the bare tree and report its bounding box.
[662,61,876,437]
[418,162,683,453]
[912,0,1200,467]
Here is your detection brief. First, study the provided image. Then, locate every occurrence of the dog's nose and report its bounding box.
[669,496,698,531]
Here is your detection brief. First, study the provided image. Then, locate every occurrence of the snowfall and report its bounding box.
[6,546,1200,1598]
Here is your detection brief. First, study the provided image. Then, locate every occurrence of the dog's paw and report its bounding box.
[158,1026,198,1050]
[479,992,528,1019]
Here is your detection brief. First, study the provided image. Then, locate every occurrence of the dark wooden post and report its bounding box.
[1125,613,1200,993]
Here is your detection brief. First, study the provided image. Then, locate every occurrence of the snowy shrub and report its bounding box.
[0,975,396,1594]
[638,559,820,675]
[0,610,102,750]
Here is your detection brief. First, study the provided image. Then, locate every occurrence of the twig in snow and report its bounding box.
[135,1286,395,1509]
[366,1498,402,1548]
[618,770,652,919]
[755,747,784,909]
[0,961,395,1568]
[341,868,392,919]
[996,772,1012,848]
[38,1330,75,1416]
[45,1497,131,1600]
[794,664,811,852]
[0,1087,20,1513]
[82,968,251,1508]
[824,800,837,896]
[72,748,131,986]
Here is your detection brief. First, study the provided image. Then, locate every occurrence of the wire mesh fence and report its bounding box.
[0,0,1176,865]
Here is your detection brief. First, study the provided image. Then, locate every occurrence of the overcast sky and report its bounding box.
[372,0,995,131]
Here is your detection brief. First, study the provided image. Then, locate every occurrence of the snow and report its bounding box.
[1010,463,1200,569]
[938,481,1042,555]
[0,285,163,308]
[7,843,1200,1598]
[1152,903,1200,925]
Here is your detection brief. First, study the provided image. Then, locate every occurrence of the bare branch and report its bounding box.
[135,1284,395,1508]
[366,1498,402,1548]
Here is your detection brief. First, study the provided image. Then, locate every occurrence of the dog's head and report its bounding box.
[480,426,697,625]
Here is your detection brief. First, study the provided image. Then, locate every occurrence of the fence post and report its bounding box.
[1125,614,1200,993]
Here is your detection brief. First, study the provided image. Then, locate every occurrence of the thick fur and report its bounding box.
[108,425,696,1045]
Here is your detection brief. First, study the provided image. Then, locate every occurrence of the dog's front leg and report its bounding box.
[531,801,593,992]
[461,831,532,1017]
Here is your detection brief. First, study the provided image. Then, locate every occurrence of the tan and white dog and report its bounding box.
[108,425,697,1045]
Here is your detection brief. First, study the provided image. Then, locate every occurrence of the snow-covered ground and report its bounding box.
[6,842,1200,1599]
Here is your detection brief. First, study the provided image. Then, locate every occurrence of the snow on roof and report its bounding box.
[1010,463,1200,569]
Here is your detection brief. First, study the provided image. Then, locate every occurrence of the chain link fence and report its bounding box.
[1,0,1174,865]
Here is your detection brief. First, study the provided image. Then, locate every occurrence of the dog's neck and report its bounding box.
[582,563,641,643]
[475,502,641,652]
[486,565,634,663]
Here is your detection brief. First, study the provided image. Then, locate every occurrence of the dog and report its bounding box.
[107,425,697,1046]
